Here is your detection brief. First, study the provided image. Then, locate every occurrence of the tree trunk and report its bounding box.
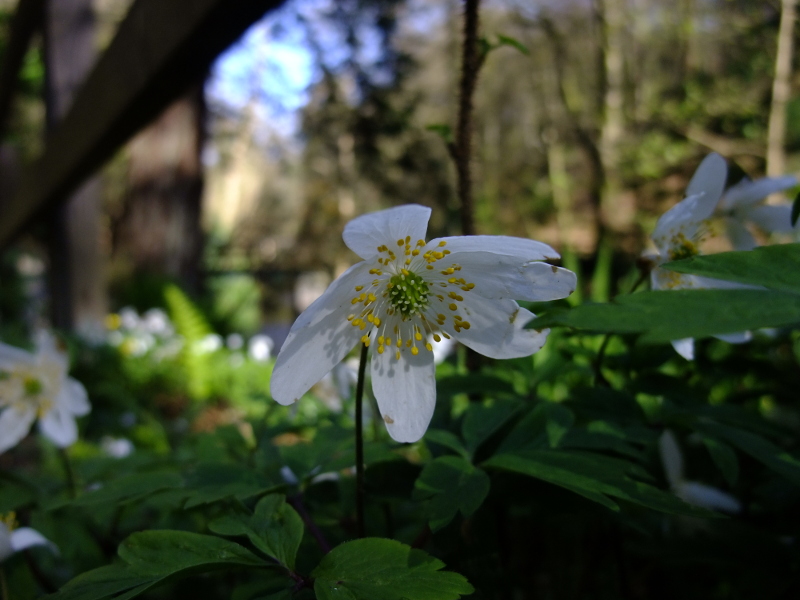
[44,0,108,340]
[767,0,797,181]
[112,87,206,293]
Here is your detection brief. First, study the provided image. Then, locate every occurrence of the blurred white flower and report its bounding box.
[100,436,134,458]
[248,334,274,362]
[648,153,754,360]
[118,307,140,331]
[226,333,244,351]
[142,308,174,337]
[717,175,798,250]
[0,513,57,562]
[195,333,223,354]
[0,332,91,454]
[659,430,741,514]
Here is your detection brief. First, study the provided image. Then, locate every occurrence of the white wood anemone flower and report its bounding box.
[716,174,798,250]
[270,204,577,442]
[659,430,741,514]
[648,153,753,360]
[0,512,58,562]
[0,332,90,454]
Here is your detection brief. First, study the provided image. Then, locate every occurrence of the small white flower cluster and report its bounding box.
[648,153,797,359]
[106,307,182,360]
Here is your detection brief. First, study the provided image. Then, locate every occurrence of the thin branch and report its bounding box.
[355,341,369,538]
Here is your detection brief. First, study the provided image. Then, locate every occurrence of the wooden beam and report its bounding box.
[0,0,284,246]
[0,0,45,139]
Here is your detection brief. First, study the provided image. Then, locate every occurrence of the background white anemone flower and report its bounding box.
[659,430,741,514]
[716,175,798,250]
[270,204,576,443]
[0,332,91,454]
[0,514,58,562]
[648,153,754,360]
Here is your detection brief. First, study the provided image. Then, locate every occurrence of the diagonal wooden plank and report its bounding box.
[0,0,284,246]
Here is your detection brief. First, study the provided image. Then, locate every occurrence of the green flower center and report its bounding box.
[388,270,430,317]
[24,376,43,396]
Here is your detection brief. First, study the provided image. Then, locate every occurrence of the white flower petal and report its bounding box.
[725,219,757,251]
[287,262,374,332]
[658,430,684,488]
[343,205,431,260]
[39,406,79,448]
[685,152,727,206]
[34,331,69,373]
[270,263,375,405]
[0,343,34,370]
[0,405,36,454]
[59,378,91,416]
[747,204,794,233]
[651,193,708,253]
[676,481,742,514]
[429,236,559,262]
[447,254,576,302]
[671,338,695,360]
[451,296,549,359]
[720,175,797,210]
[371,343,436,443]
[11,528,57,554]
[715,331,752,344]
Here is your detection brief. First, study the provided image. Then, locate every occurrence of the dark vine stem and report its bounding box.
[59,447,77,499]
[355,342,369,538]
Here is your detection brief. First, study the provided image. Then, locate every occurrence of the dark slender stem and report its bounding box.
[59,447,77,498]
[454,0,481,237]
[0,567,7,600]
[355,342,369,539]
[289,493,331,554]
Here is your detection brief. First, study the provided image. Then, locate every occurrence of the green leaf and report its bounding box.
[544,403,574,448]
[412,456,491,531]
[697,421,800,487]
[531,289,800,342]
[496,34,530,55]
[47,532,266,600]
[700,436,739,487]
[483,450,713,517]
[663,244,800,295]
[209,494,304,569]
[461,398,521,454]
[43,565,155,600]
[312,538,474,600]
[425,124,453,144]
[73,472,183,507]
[437,373,516,400]
[118,530,264,576]
[425,429,470,460]
[183,463,279,508]
[792,191,800,227]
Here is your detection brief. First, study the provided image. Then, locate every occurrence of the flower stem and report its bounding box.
[59,447,77,499]
[0,566,7,600]
[355,342,369,538]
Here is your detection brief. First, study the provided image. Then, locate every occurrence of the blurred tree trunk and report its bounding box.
[112,86,205,292]
[767,0,797,180]
[44,0,108,340]
[595,0,634,234]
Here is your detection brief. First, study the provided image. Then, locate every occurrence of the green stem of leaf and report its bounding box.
[355,341,369,538]
[59,447,77,499]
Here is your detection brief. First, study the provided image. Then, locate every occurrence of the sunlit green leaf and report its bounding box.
[531,289,800,342]
[663,244,800,295]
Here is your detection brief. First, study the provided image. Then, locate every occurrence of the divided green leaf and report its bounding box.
[413,456,491,531]
[312,538,474,600]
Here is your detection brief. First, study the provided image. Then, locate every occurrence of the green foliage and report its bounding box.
[311,538,474,600]
[413,456,490,531]
[209,494,304,569]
